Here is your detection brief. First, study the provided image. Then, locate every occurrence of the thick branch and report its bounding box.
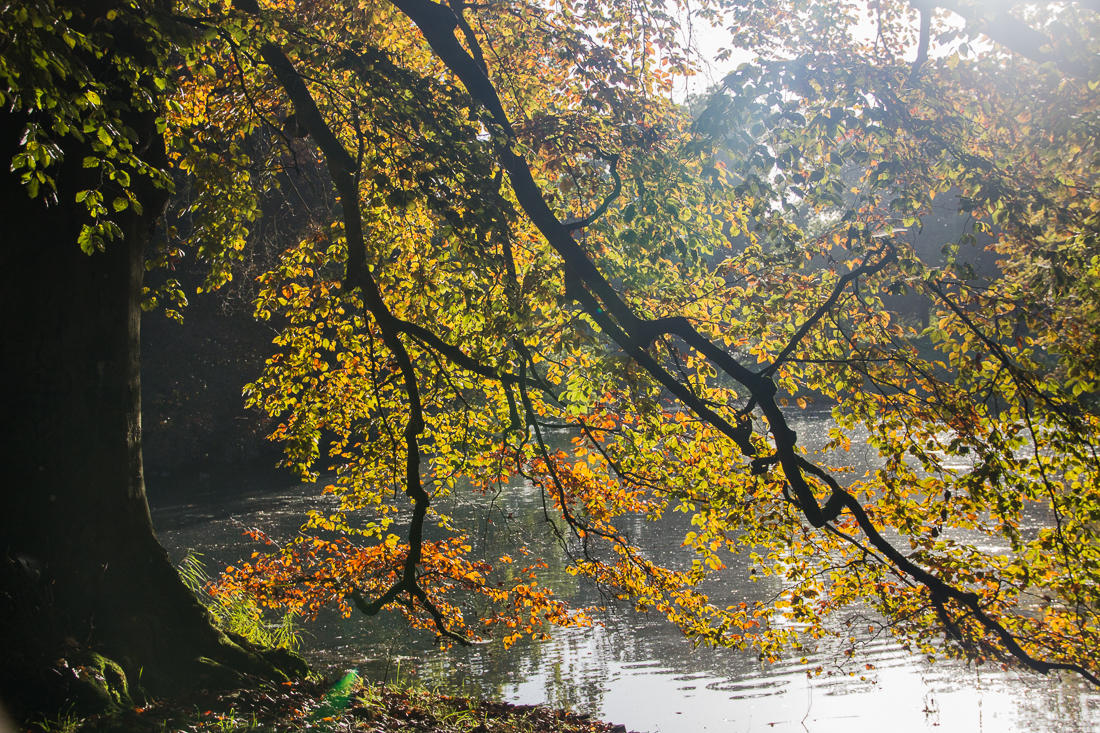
[910,5,931,83]
[919,0,1094,79]
[569,276,756,456]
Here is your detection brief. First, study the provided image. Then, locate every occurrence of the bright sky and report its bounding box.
[671,2,978,101]
[670,4,885,100]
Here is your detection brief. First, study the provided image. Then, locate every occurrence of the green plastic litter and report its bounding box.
[310,669,361,724]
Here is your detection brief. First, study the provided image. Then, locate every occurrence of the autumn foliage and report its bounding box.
[5,0,1100,687]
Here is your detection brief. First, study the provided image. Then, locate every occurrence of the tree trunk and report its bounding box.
[0,99,295,722]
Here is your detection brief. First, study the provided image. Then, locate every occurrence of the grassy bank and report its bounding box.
[24,675,631,733]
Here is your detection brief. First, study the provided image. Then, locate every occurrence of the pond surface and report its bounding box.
[147,414,1100,733]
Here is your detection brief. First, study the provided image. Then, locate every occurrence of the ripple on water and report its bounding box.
[148,433,1100,733]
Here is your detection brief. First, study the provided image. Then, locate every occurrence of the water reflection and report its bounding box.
[147,414,1100,733]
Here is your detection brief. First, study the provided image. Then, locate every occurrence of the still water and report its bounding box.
[147,415,1100,733]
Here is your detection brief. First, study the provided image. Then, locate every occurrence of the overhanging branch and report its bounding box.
[391,0,1100,685]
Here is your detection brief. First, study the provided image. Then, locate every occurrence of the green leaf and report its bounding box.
[77,225,95,255]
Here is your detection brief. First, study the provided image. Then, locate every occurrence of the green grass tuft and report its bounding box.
[179,551,300,651]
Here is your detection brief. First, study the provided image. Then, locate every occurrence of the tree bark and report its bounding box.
[0,91,293,724]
